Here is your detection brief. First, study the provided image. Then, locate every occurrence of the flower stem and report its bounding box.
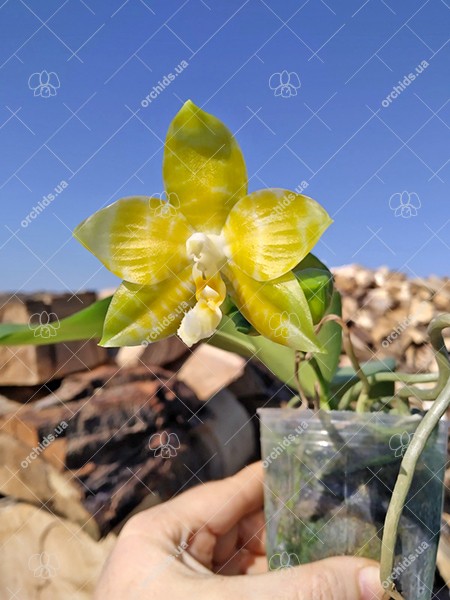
[308,356,331,409]
[380,374,450,599]
[293,350,309,408]
[395,315,450,401]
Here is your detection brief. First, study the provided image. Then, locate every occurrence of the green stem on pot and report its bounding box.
[355,390,369,412]
[318,315,371,399]
[293,350,309,408]
[337,373,438,411]
[285,395,302,408]
[309,356,331,409]
[380,374,450,600]
[338,381,362,410]
[391,397,412,415]
[340,315,450,411]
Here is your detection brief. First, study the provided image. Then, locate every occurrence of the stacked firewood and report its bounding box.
[333,264,450,373]
[0,270,450,595]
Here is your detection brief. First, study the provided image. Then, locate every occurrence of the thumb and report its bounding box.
[208,556,384,600]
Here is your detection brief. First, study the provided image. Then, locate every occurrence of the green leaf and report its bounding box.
[211,289,342,394]
[0,297,112,346]
[210,316,298,385]
[221,296,259,336]
[293,252,329,271]
[296,291,342,399]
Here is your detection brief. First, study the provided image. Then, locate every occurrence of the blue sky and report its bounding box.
[1,0,450,294]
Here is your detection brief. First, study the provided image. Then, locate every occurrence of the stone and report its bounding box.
[177,344,246,400]
[116,336,188,368]
[334,264,450,375]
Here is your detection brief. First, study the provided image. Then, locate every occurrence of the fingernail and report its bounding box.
[359,565,383,600]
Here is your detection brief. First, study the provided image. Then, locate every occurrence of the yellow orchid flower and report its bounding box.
[73,101,332,351]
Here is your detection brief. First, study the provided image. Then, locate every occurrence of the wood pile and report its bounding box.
[1,272,450,596]
[333,264,450,373]
[0,363,215,534]
[0,292,107,386]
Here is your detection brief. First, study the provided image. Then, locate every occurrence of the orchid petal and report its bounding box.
[389,193,401,210]
[40,71,50,85]
[168,433,180,448]
[222,189,331,282]
[280,70,290,85]
[222,263,321,352]
[28,73,41,90]
[269,73,282,90]
[163,100,248,234]
[48,72,60,89]
[28,554,42,571]
[289,72,301,89]
[400,191,409,206]
[74,196,193,285]
[100,267,195,347]
[408,192,421,209]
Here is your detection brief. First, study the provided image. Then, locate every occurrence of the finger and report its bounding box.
[214,552,268,576]
[211,509,265,567]
[159,462,263,541]
[213,525,239,565]
[201,556,385,600]
[237,509,266,555]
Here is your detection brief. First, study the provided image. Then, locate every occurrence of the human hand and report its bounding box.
[94,462,384,600]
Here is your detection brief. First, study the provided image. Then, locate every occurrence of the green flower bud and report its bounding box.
[294,268,334,325]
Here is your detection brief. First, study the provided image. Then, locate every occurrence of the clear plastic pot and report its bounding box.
[259,409,448,599]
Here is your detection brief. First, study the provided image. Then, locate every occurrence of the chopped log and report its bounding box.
[333,265,450,373]
[0,364,214,534]
[0,292,108,386]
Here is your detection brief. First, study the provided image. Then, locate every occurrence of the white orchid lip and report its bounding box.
[178,232,228,347]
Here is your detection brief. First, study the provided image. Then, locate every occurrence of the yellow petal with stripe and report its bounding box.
[222,189,332,282]
[74,196,193,285]
[222,263,321,353]
[100,267,196,347]
[163,100,248,234]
